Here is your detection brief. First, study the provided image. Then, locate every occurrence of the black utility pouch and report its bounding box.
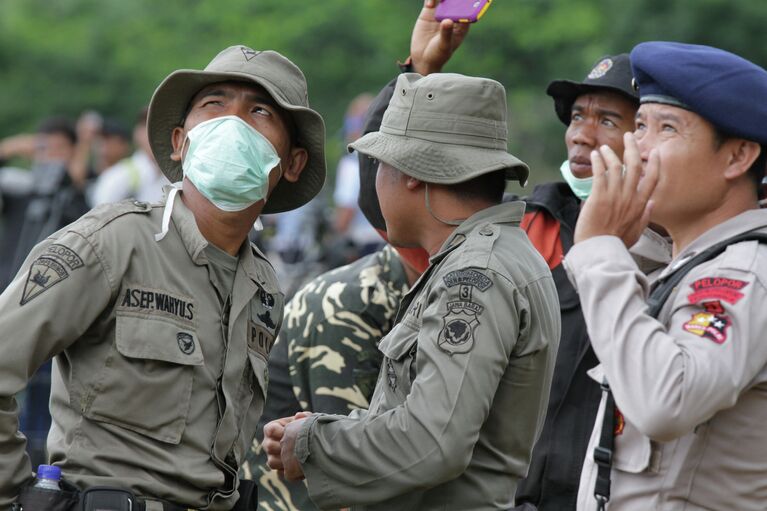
[79,487,136,511]
[14,479,80,511]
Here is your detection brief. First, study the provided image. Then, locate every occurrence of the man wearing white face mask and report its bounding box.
[0,45,326,511]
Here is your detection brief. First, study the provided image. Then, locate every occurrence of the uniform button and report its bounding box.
[133,200,148,208]
[479,226,493,236]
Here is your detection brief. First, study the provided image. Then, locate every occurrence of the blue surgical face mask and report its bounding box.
[181,115,282,212]
[560,159,593,200]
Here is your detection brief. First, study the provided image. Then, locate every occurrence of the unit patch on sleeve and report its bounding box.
[20,257,69,305]
[437,301,484,355]
[443,269,493,292]
[682,301,731,344]
[687,277,748,305]
[20,243,86,305]
[44,244,84,270]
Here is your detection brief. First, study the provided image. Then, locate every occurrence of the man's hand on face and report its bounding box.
[574,132,660,247]
[410,0,470,75]
[263,412,312,475]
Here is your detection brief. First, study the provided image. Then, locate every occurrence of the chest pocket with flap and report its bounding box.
[84,313,203,444]
[371,322,419,413]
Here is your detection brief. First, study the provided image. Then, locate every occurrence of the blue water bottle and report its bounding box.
[33,464,61,491]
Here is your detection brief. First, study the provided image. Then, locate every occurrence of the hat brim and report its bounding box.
[349,131,529,186]
[546,80,639,126]
[147,69,325,214]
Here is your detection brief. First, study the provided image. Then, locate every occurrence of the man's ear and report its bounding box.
[281,147,309,183]
[723,139,761,180]
[170,126,187,162]
[405,176,423,190]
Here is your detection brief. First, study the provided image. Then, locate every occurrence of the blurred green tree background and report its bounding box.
[1,0,766,190]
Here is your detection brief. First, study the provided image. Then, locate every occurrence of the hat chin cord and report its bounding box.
[424,183,465,227]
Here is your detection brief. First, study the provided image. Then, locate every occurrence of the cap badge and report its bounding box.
[588,58,614,79]
[241,47,261,61]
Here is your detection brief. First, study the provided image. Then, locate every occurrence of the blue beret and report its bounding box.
[631,42,767,145]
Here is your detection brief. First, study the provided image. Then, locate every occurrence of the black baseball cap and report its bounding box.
[546,53,639,125]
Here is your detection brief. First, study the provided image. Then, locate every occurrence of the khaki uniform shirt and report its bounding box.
[0,189,283,510]
[565,209,767,511]
[294,202,561,510]
[242,244,410,511]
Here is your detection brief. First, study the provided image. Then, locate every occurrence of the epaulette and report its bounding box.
[66,199,157,239]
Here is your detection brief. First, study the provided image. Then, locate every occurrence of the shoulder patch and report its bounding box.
[682,302,731,345]
[44,243,84,270]
[437,301,482,355]
[687,277,748,305]
[20,257,70,305]
[443,269,493,292]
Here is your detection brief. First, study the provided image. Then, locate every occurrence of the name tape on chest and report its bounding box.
[119,287,195,322]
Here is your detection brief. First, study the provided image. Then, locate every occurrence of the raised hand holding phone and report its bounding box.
[410,0,471,75]
[435,0,493,23]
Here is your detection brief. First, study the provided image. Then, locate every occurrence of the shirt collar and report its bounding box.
[429,200,525,265]
[660,208,767,278]
[163,185,267,284]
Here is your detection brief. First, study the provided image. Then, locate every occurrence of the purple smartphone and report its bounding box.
[434,0,493,23]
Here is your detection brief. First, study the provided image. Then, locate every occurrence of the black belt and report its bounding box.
[79,480,257,511]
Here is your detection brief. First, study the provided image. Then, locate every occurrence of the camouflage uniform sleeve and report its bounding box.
[0,230,113,506]
[286,261,388,415]
[293,268,549,508]
[288,313,382,415]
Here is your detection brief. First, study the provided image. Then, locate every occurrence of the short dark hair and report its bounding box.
[713,127,767,197]
[444,169,507,204]
[37,116,77,145]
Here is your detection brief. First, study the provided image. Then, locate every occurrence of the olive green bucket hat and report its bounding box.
[349,73,528,186]
[147,45,326,214]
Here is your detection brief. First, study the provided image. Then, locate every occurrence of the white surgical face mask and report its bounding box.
[560,159,593,200]
[181,115,282,212]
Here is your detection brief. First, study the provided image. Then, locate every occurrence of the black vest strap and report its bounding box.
[592,229,767,509]
[593,379,615,510]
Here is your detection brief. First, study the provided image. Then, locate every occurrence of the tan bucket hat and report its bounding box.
[147,45,326,214]
[349,73,528,186]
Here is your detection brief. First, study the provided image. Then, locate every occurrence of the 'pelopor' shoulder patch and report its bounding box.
[687,277,748,305]
[443,269,493,291]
